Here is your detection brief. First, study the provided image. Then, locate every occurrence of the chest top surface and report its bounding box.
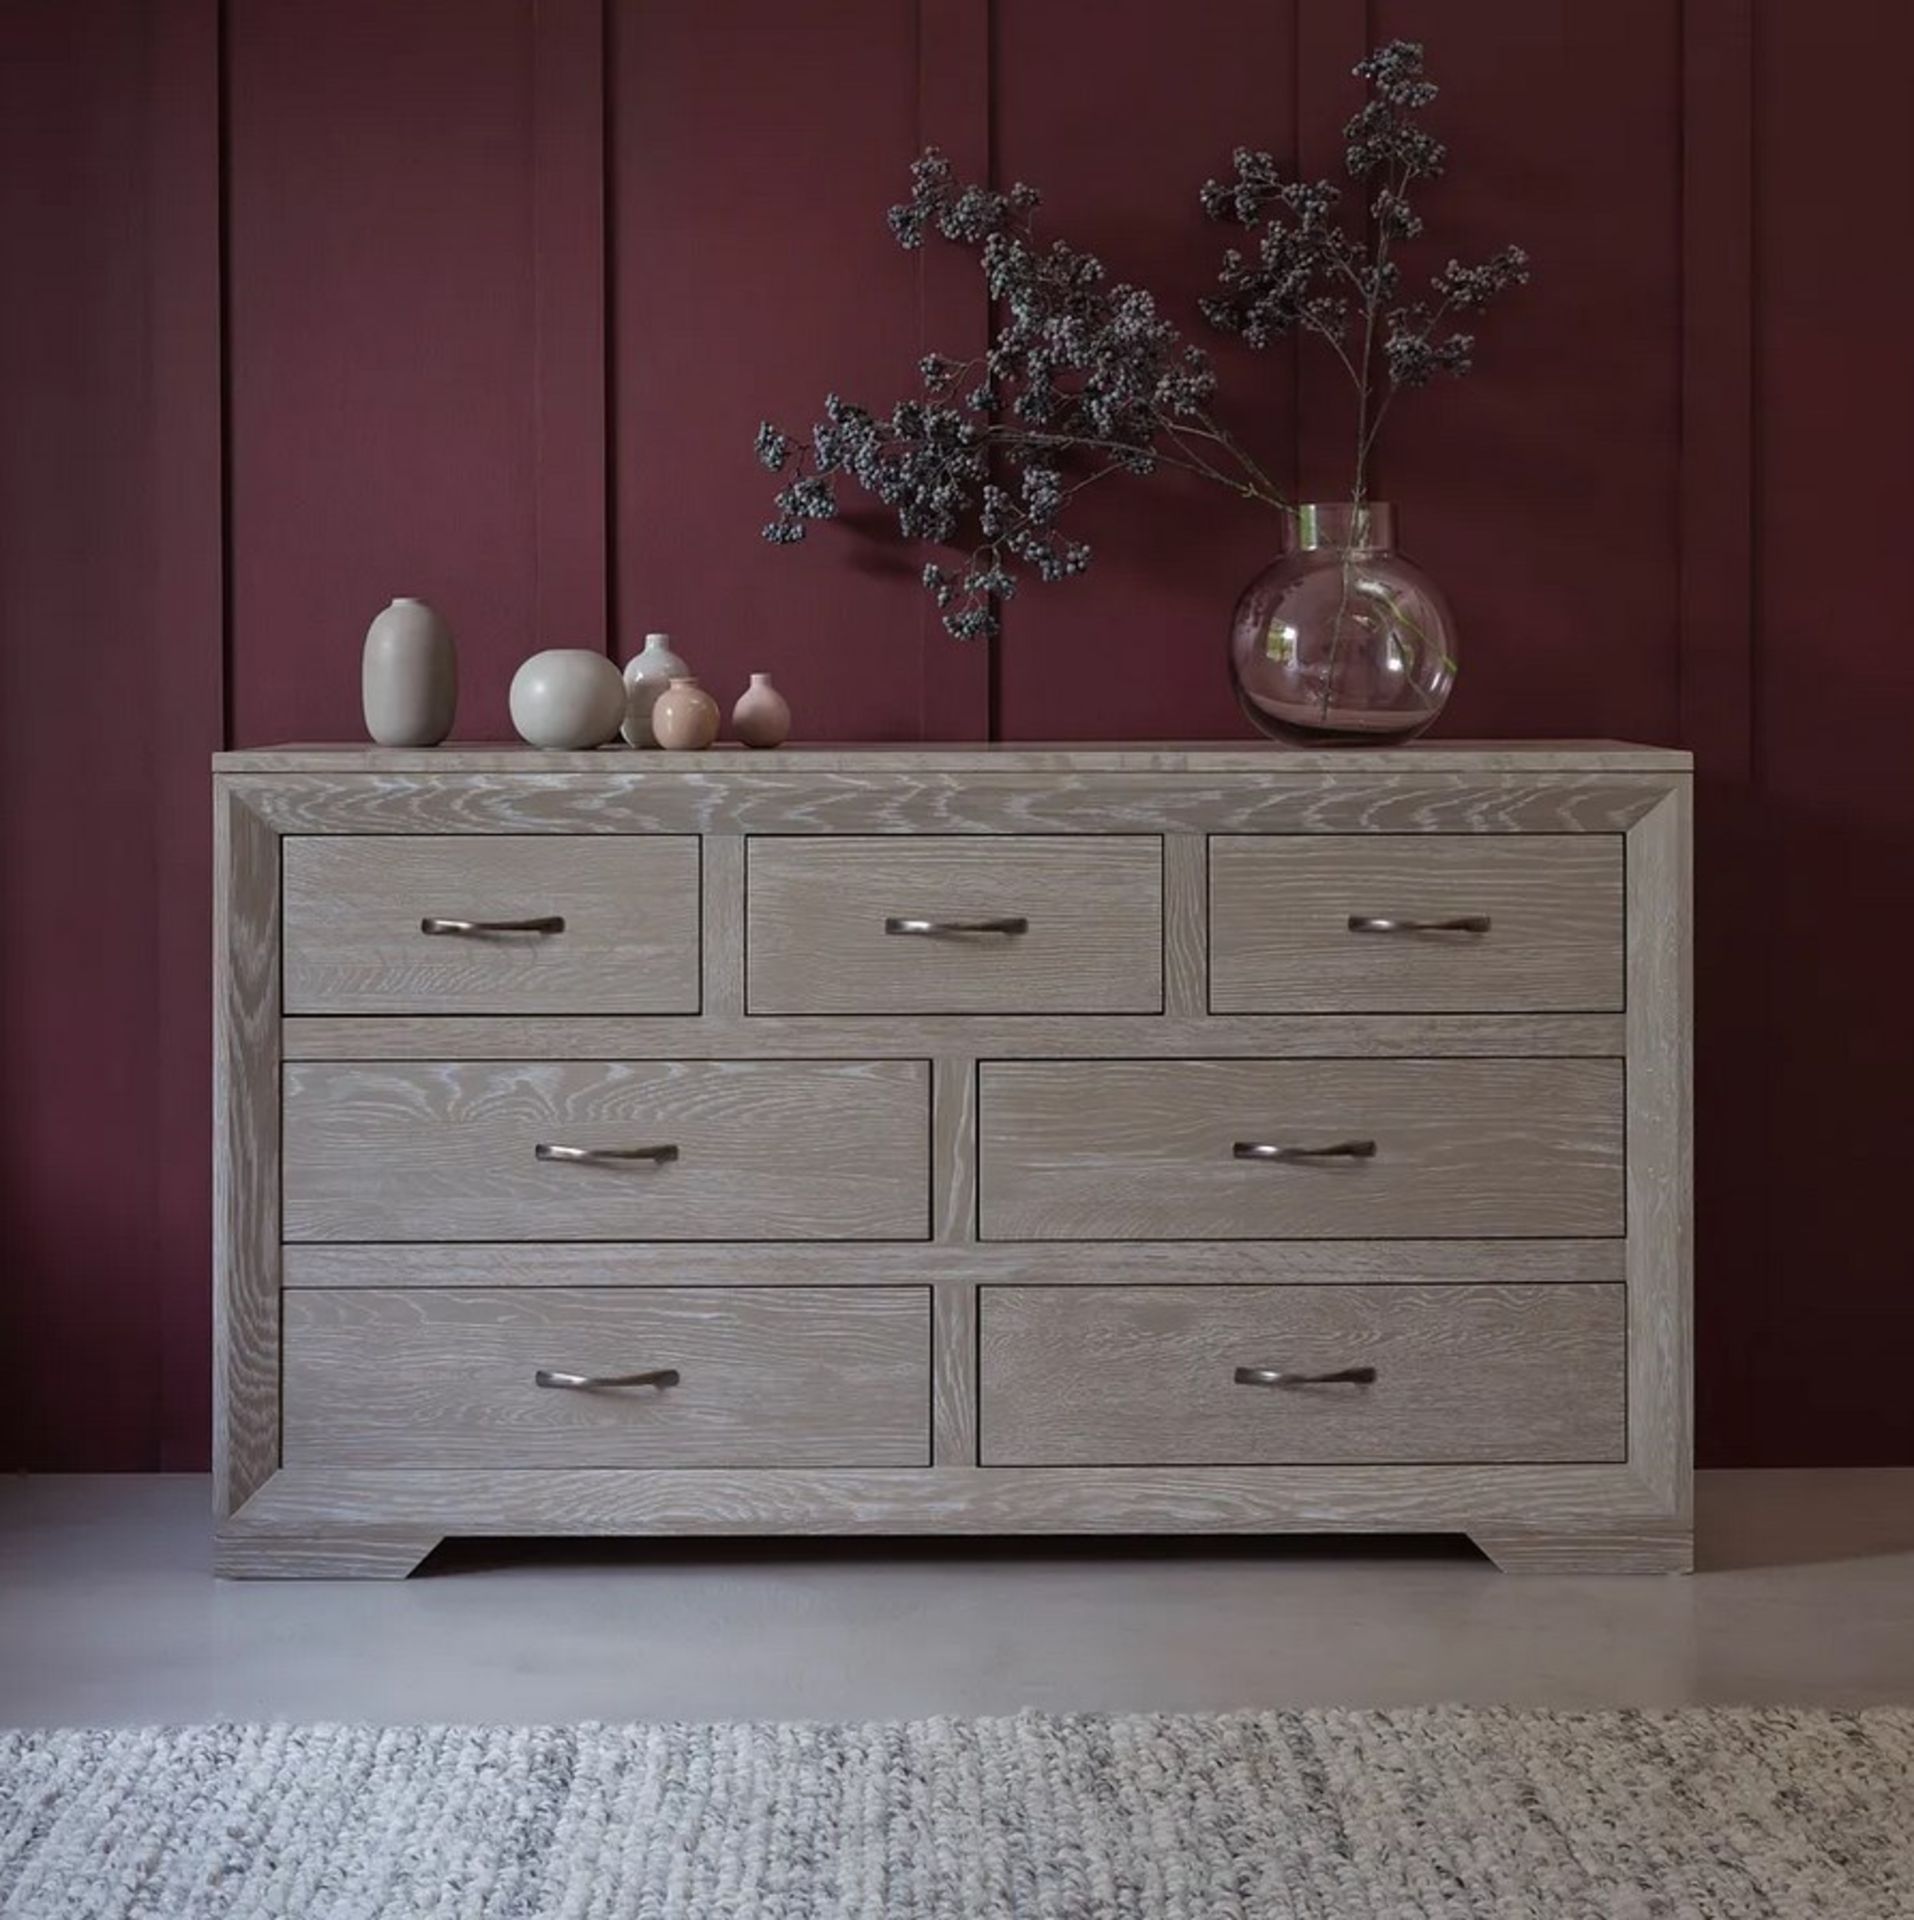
[213,740,1692,774]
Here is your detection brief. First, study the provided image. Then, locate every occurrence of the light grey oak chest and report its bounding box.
[212,743,1691,1577]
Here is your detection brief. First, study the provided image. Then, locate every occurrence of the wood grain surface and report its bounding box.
[281,1239,1628,1291]
[226,771,1675,839]
[1162,834,1208,1017]
[282,1011,1629,1062]
[213,1529,444,1580]
[282,1059,930,1241]
[978,1058,1625,1240]
[1625,786,1694,1513]
[931,1280,978,1466]
[978,1284,1626,1466]
[1209,834,1624,1013]
[930,1057,978,1245]
[212,788,281,1514]
[282,835,700,1014]
[1471,1529,1694,1575]
[216,743,1695,774]
[700,836,746,1018]
[745,835,1163,1013]
[284,1286,929,1468]
[234,1460,1668,1538]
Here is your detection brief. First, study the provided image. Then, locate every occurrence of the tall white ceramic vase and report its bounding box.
[622,631,690,747]
[361,598,457,746]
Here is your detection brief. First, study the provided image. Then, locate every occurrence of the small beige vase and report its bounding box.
[731,672,791,749]
[650,675,720,752]
[361,598,456,746]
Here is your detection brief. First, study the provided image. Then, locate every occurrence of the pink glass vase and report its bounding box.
[1229,502,1457,744]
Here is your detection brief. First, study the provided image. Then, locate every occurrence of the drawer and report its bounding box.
[978,1058,1623,1240]
[745,836,1162,1014]
[282,835,700,1014]
[979,1284,1626,1465]
[282,1059,930,1242]
[284,1286,929,1467]
[1209,834,1624,1013]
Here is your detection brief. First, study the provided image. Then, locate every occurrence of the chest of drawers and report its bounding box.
[213,743,1690,1577]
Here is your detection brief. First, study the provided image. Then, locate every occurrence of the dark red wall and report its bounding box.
[3,0,1909,1470]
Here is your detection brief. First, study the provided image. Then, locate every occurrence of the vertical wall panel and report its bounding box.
[1679,0,1758,1472]
[915,0,993,739]
[1291,0,1369,505]
[1367,0,1683,744]
[531,0,611,651]
[226,0,543,742]
[149,0,225,1466]
[1,0,166,1466]
[1737,0,1914,1462]
[991,0,1299,742]
[611,0,927,737]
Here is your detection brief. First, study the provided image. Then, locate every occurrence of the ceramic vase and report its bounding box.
[508,649,627,750]
[650,676,720,752]
[731,672,791,749]
[361,598,456,746]
[622,631,690,747]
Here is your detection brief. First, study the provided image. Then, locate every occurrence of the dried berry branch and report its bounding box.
[756,154,1283,640]
[759,40,1527,640]
[1201,41,1529,507]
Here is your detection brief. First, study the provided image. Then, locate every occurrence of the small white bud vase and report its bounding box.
[361,598,456,746]
[508,649,627,750]
[650,675,721,752]
[731,672,791,749]
[621,631,690,747]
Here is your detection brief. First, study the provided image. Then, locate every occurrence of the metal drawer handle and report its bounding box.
[884,915,1030,937]
[420,915,566,936]
[1234,1365,1378,1388]
[534,1142,680,1167]
[1233,1139,1377,1163]
[1347,914,1490,935]
[535,1366,680,1392]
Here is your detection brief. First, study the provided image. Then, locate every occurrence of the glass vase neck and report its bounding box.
[1288,501,1395,552]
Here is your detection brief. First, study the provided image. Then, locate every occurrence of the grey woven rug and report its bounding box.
[2,1709,1910,1918]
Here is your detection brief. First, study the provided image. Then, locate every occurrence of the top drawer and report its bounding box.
[1209,834,1624,1013]
[282,836,701,1015]
[746,836,1163,1015]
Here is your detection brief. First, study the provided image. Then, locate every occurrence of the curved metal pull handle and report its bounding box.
[534,1366,680,1392]
[1234,1365,1378,1388]
[1233,1139,1377,1163]
[534,1142,680,1167]
[1347,914,1491,935]
[420,914,566,936]
[884,915,1030,937]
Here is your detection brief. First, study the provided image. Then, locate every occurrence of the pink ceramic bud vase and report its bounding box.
[731,673,791,749]
[650,676,720,752]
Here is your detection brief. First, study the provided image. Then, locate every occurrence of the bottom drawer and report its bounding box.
[284,1287,929,1468]
[978,1284,1625,1466]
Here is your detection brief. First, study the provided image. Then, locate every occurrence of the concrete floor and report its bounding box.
[2,1471,1911,1726]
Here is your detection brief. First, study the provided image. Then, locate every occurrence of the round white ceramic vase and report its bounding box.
[622,631,690,747]
[361,598,456,746]
[509,649,628,750]
[731,672,791,749]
